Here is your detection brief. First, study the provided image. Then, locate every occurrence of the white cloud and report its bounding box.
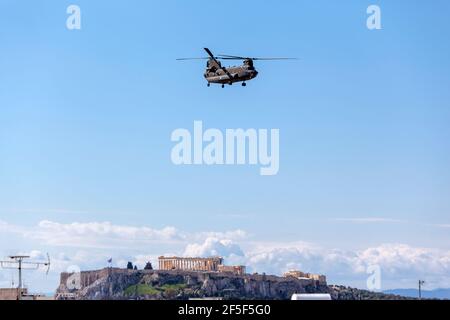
[182,238,450,289]
[2,208,90,215]
[434,224,450,228]
[30,220,183,248]
[193,230,248,241]
[0,220,23,233]
[332,218,404,224]
[0,220,248,250]
[2,219,450,290]
[183,238,245,266]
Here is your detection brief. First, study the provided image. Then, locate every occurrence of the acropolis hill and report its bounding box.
[56,267,329,300]
[55,256,408,300]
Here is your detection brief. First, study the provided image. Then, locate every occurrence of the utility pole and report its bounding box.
[0,254,50,300]
[418,280,425,300]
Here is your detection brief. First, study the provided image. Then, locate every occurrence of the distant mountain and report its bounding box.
[383,288,450,300]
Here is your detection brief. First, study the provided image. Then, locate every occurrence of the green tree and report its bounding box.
[144,262,153,270]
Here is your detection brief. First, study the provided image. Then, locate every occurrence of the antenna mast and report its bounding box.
[0,254,50,300]
[418,280,425,300]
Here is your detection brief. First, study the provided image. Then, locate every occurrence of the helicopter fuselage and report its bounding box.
[177,48,295,87]
[204,60,258,85]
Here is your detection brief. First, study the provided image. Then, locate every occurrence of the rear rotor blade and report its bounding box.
[217,57,246,60]
[252,57,298,60]
[176,57,210,61]
[217,54,298,61]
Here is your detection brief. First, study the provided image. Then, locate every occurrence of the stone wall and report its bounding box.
[217,265,246,275]
[58,268,128,294]
[283,270,327,285]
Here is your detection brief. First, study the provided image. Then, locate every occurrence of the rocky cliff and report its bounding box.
[56,268,409,300]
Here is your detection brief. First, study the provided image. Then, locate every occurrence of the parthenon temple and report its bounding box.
[158,256,224,272]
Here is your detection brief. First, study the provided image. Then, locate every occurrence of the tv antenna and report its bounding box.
[0,254,51,300]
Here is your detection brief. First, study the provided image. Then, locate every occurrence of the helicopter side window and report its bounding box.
[207,60,221,75]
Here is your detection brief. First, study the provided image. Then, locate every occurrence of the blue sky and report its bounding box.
[1,0,450,292]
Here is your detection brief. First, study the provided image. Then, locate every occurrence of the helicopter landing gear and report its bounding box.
[242,82,247,87]
[222,84,225,88]
[207,83,210,87]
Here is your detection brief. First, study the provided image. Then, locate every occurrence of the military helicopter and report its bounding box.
[177,48,297,88]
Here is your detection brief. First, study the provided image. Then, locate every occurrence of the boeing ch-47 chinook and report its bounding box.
[177,48,297,88]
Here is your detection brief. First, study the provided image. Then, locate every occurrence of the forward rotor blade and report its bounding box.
[203,48,235,80]
[204,48,216,60]
[217,54,246,59]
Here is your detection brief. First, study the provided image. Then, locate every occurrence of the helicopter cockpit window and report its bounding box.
[244,59,254,70]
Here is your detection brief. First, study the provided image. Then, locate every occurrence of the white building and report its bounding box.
[291,293,332,301]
